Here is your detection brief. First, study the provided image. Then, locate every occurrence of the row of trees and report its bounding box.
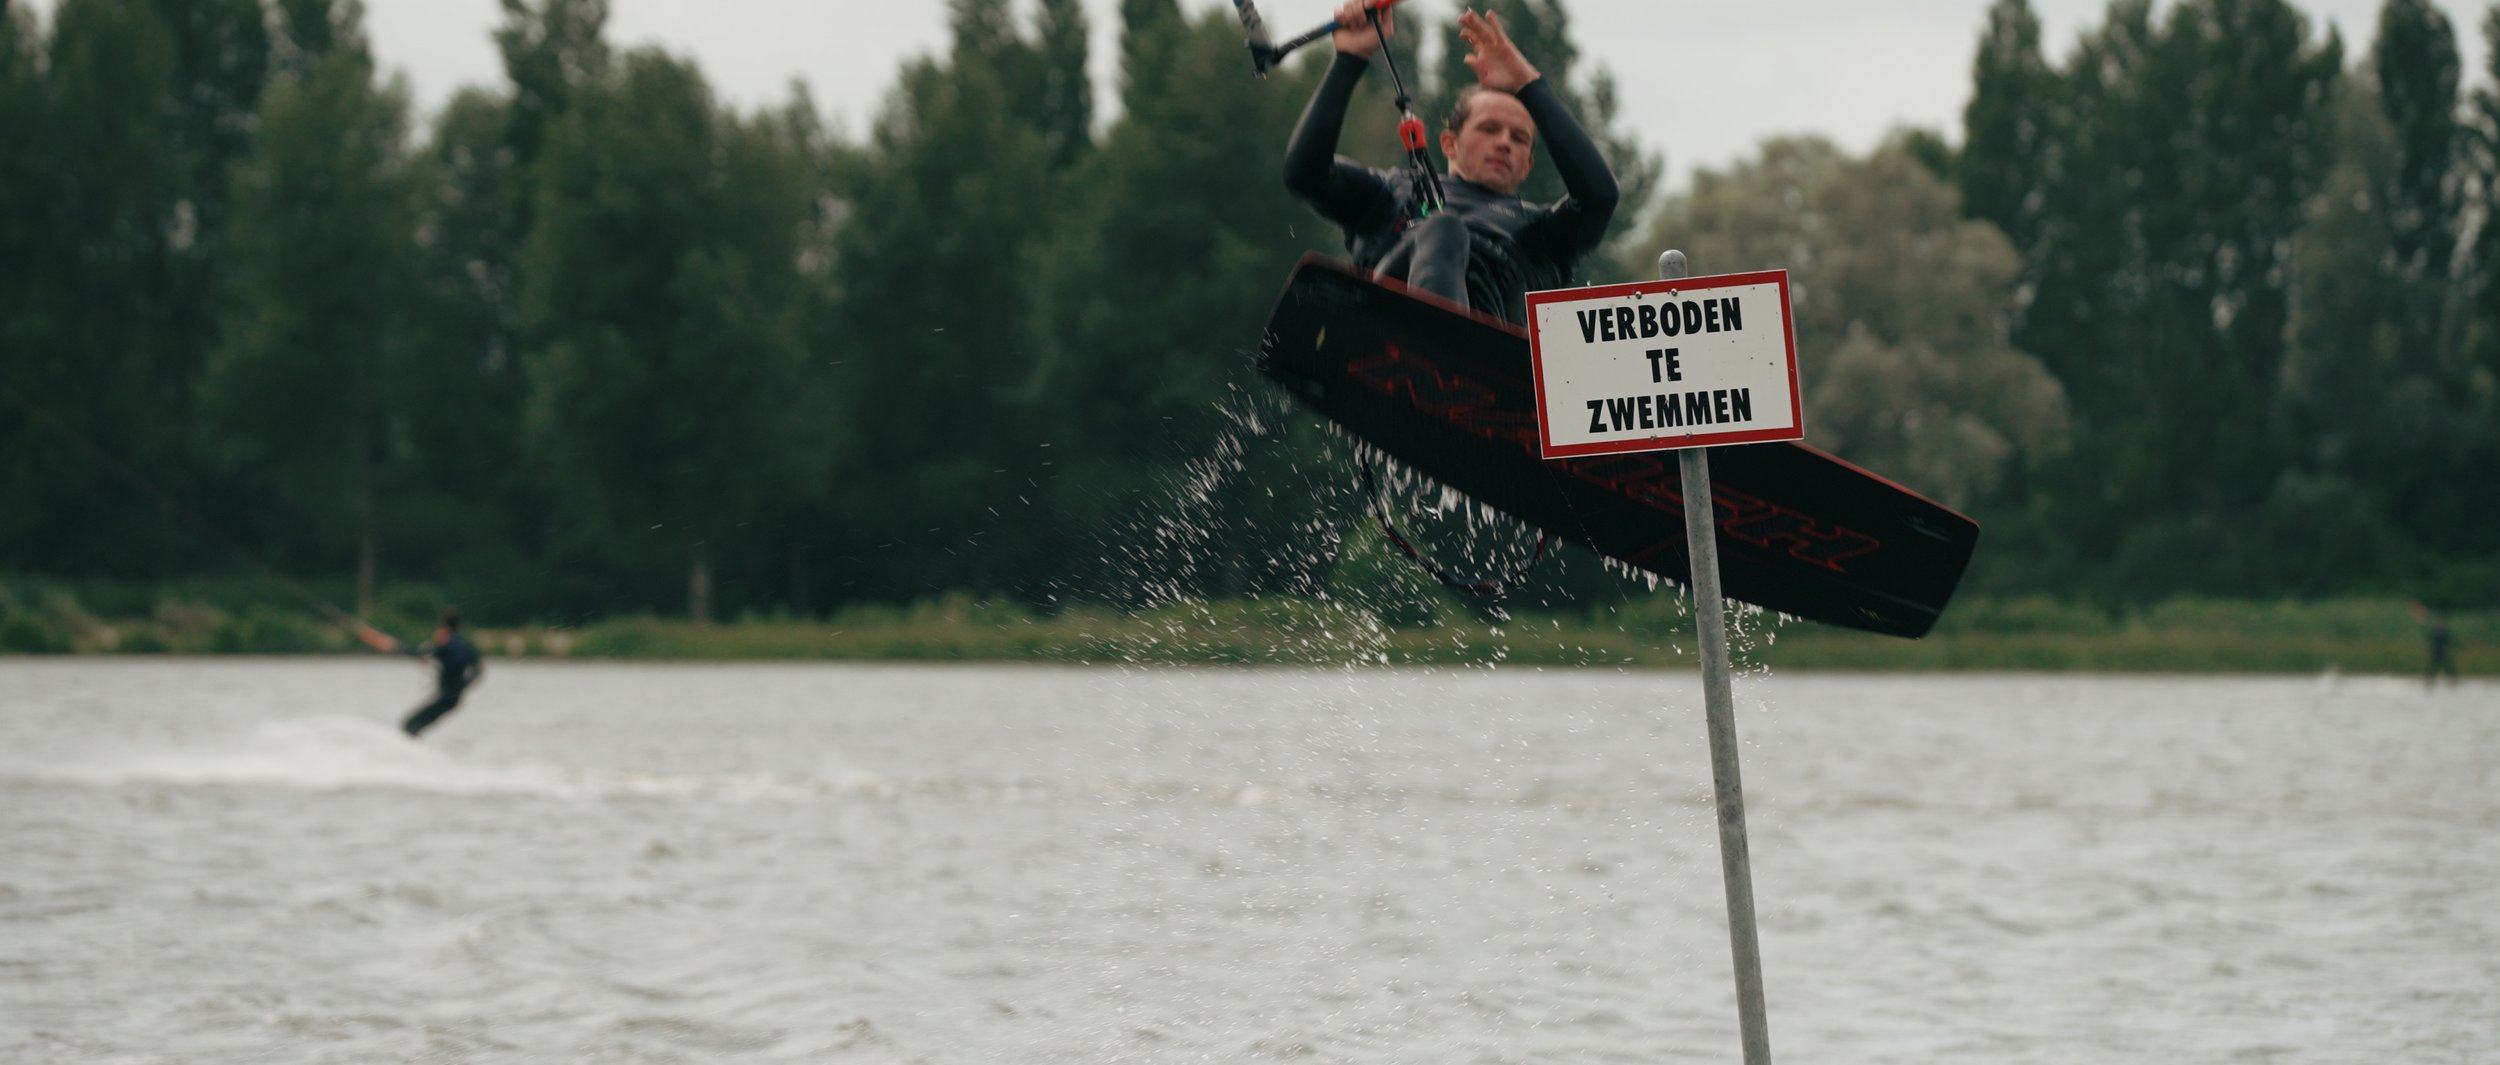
[0,0,2492,627]
[1951,0,2500,601]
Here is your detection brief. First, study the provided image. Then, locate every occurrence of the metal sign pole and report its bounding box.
[1660,248,1773,1065]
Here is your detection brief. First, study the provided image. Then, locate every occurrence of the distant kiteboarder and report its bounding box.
[2411,599,2459,689]
[1281,2,1619,324]
[359,608,484,737]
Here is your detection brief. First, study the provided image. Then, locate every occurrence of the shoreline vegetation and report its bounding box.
[0,580,2487,676]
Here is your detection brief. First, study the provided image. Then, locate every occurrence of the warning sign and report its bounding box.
[1525,270,1803,459]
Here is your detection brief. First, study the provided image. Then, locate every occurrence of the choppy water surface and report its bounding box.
[2,659,2493,1063]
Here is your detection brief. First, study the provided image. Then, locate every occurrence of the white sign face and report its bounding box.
[1525,270,1803,459]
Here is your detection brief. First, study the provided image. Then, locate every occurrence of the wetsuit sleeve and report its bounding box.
[1514,76,1621,261]
[1284,53,1396,229]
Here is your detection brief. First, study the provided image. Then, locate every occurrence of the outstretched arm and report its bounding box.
[351,621,407,655]
[1513,79,1619,254]
[1283,2,1395,226]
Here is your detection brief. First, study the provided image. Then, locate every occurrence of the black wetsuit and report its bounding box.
[2426,617,2458,686]
[402,634,481,737]
[1283,52,1620,324]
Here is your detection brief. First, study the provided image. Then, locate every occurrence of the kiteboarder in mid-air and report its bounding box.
[389,608,484,738]
[1248,1,1979,628]
[1283,2,1619,324]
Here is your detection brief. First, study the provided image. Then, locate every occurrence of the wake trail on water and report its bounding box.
[11,715,573,795]
[2,714,905,804]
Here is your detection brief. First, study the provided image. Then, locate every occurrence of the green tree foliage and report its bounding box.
[495,0,608,174]
[816,13,1068,603]
[421,90,524,360]
[476,0,612,358]
[520,50,823,624]
[487,0,610,372]
[404,89,532,550]
[0,5,39,295]
[489,0,609,352]
[1118,0,1185,105]
[375,0,612,611]
[1031,0,1093,172]
[0,1,50,567]
[2435,5,2500,587]
[1629,137,2068,510]
[2135,0,2338,501]
[1024,9,1345,600]
[2371,0,2463,288]
[2283,68,2404,534]
[1960,0,2051,256]
[2471,7,2500,388]
[272,0,341,73]
[941,0,1094,175]
[7,0,196,575]
[0,1,43,368]
[2007,0,2341,600]
[2276,1,2483,593]
[139,0,274,438]
[197,7,416,615]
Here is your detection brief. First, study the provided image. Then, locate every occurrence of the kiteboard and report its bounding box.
[1258,254,1979,639]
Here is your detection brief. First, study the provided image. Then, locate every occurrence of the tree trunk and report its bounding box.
[790,543,813,618]
[355,453,377,618]
[690,540,713,628]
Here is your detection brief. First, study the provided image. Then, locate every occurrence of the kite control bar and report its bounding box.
[352,620,406,654]
[1232,0,1405,77]
[1234,0,1440,215]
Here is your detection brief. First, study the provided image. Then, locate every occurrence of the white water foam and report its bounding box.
[9,713,904,805]
[22,714,578,795]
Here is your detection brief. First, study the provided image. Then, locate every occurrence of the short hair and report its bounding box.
[440,607,462,631]
[1443,84,1515,134]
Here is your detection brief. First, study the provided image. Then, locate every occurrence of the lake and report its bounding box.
[2,659,2493,1063]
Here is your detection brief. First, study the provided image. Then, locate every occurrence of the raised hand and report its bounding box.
[1332,0,1391,58]
[1459,8,1539,92]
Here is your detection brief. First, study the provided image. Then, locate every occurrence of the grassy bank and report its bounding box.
[1748,597,2498,675]
[2,577,2489,675]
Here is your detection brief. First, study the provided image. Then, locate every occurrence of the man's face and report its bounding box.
[1441,92,1536,195]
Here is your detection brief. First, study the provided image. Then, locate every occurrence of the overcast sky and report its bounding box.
[20,0,2496,191]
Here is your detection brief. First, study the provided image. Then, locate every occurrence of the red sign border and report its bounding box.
[1525,269,1804,460]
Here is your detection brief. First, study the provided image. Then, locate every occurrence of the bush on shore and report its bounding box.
[0,575,2487,675]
